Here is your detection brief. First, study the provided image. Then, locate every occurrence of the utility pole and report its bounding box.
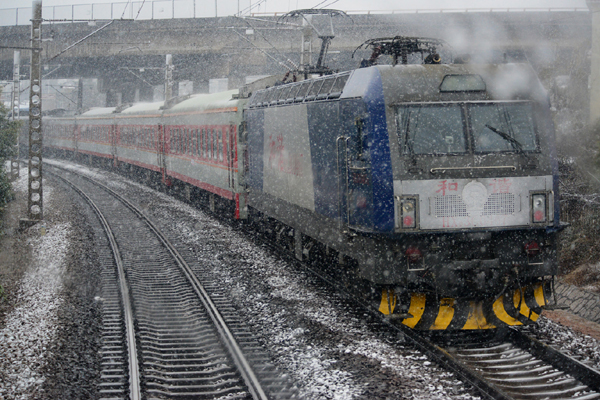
[23,0,43,224]
[588,0,600,123]
[9,50,20,182]
[164,54,174,105]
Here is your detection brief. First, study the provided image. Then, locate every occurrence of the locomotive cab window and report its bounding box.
[398,104,467,155]
[468,102,538,153]
[398,101,538,156]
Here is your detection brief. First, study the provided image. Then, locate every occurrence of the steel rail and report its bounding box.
[296,262,513,399]
[507,328,600,393]
[54,166,269,400]
[47,169,141,400]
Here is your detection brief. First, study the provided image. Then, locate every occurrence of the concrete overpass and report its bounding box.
[0,9,592,110]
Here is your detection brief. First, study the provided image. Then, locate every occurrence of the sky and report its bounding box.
[0,0,591,16]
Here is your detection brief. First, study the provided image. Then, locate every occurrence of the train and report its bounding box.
[41,36,563,330]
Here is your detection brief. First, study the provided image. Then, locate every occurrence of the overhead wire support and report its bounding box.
[47,19,116,61]
[23,0,43,224]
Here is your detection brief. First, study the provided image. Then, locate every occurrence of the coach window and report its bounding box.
[208,128,212,159]
[179,129,183,154]
[200,129,204,158]
[211,128,217,160]
[192,129,197,156]
[201,128,206,158]
[191,129,195,156]
[183,128,188,155]
[173,128,177,153]
[181,129,185,154]
[218,129,223,162]
[181,128,185,154]
[199,129,203,157]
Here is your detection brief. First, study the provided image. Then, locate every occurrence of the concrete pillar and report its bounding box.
[588,0,600,123]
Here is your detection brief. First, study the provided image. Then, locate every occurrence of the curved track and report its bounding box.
[255,223,600,400]
[46,160,600,400]
[47,165,297,399]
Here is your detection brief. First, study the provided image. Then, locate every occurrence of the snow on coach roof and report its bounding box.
[167,89,240,114]
[120,102,163,115]
[78,89,240,119]
[80,106,116,116]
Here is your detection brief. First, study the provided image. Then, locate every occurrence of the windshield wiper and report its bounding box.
[484,124,537,169]
[484,124,524,153]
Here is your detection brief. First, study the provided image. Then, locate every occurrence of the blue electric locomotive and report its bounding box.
[245,47,561,330]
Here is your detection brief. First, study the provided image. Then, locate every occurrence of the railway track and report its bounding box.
[257,227,600,400]
[440,329,600,400]
[46,160,600,400]
[341,284,600,400]
[47,165,298,399]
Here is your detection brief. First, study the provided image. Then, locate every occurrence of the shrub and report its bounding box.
[0,93,20,210]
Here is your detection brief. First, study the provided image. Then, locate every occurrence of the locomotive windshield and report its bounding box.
[468,103,537,152]
[398,102,537,155]
[399,104,466,155]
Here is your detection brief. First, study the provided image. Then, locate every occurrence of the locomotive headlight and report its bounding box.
[399,197,418,229]
[531,193,547,223]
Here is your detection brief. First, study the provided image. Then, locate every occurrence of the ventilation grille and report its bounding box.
[434,193,516,217]
[483,193,515,216]
[434,195,468,217]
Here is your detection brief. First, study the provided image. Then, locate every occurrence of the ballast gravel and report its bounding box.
[0,168,102,400]
[0,173,68,399]
[3,158,600,399]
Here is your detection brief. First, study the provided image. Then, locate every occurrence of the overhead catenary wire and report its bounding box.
[237,0,267,17]
[134,0,147,20]
[229,27,295,72]
[317,0,340,10]
[47,20,115,62]
[310,0,338,9]
[235,16,299,70]
[120,0,132,19]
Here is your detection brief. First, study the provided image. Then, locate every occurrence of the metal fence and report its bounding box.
[0,1,589,26]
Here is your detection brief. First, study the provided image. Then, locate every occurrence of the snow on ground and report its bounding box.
[533,317,600,370]
[0,170,71,400]
[45,159,600,399]
[55,161,479,399]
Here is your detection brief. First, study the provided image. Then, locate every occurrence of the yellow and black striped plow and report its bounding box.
[379,281,550,330]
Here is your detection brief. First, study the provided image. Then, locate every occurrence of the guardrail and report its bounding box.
[0,0,589,27]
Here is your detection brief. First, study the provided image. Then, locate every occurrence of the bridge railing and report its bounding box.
[0,0,589,27]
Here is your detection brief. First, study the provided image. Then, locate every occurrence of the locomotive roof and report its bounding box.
[365,63,548,104]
